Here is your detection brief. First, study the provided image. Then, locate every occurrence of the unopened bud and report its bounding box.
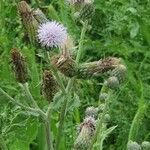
[104,76,119,89]
[10,48,28,83]
[141,141,150,150]
[41,70,58,102]
[74,116,96,150]
[98,104,106,113]
[77,57,121,79]
[79,3,95,23]
[33,8,48,24]
[52,53,77,78]
[127,141,141,150]
[104,114,111,123]
[111,64,127,83]
[99,93,108,103]
[85,106,98,118]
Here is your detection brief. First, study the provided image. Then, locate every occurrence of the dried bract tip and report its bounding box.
[74,116,96,150]
[10,48,28,83]
[33,8,48,24]
[52,53,77,78]
[104,76,119,89]
[41,70,58,102]
[85,106,98,118]
[18,1,39,43]
[141,141,150,150]
[127,141,141,150]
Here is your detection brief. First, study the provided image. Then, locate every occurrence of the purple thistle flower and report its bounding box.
[37,21,67,48]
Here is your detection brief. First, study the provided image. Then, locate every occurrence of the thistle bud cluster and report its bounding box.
[53,54,125,80]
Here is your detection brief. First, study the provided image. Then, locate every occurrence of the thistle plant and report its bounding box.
[0,1,129,150]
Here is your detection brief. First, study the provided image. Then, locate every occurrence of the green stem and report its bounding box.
[0,87,44,117]
[45,119,54,150]
[128,80,147,141]
[0,135,8,150]
[55,21,87,149]
[76,21,88,64]
[128,103,146,141]
[47,52,66,94]
[88,87,111,150]
[21,83,39,108]
[55,78,74,150]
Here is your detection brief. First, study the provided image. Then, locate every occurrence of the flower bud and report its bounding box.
[52,52,77,78]
[85,106,98,118]
[127,141,141,150]
[33,8,48,24]
[79,2,95,23]
[10,48,28,83]
[104,76,119,89]
[99,92,108,103]
[74,116,96,150]
[98,104,106,113]
[111,64,127,83]
[141,141,150,150]
[77,57,121,79]
[104,114,111,123]
[18,1,39,43]
[41,70,58,102]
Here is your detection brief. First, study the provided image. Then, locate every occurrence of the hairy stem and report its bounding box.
[0,135,8,150]
[76,21,88,64]
[88,86,110,150]
[128,103,146,141]
[45,119,54,150]
[128,81,147,141]
[55,78,74,150]
[0,87,45,117]
[55,21,87,149]
[21,83,39,108]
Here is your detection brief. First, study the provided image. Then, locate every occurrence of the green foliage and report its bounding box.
[0,0,150,150]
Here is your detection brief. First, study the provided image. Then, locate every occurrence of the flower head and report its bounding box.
[37,21,67,48]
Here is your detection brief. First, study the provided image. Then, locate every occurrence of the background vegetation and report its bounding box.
[0,0,150,150]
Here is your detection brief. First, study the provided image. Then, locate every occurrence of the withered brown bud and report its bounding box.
[11,48,28,83]
[77,57,121,79]
[52,50,77,78]
[18,1,39,43]
[41,70,58,102]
